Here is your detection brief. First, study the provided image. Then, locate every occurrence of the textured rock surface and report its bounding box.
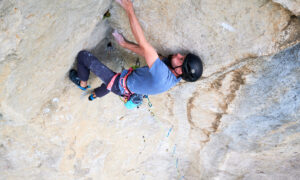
[272,0,300,16]
[0,0,111,121]
[0,0,300,180]
[198,43,300,180]
[110,0,300,76]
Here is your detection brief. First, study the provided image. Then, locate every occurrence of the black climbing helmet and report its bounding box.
[181,53,203,82]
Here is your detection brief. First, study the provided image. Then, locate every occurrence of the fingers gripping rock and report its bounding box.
[112,30,125,46]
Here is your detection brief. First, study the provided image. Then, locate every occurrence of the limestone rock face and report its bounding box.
[0,0,111,121]
[110,0,300,76]
[198,44,300,180]
[0,0,300,180]
[272,0,300,16]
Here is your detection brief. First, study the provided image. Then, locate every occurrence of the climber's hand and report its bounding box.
[112,30,126,47]
[116,0,133,12]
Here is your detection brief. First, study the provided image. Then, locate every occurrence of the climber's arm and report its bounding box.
[112,30,144,56]
[116,0,158,68]
[122,41,145,57]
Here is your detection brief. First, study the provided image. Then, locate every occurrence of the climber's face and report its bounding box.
[171,53,186,76]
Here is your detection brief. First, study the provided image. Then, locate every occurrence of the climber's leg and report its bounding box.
[76,50,115,85]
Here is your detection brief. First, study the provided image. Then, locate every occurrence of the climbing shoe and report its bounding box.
[88,94,96,101]
[69,69,90,91]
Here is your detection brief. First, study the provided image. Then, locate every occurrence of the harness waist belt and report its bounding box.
[107,67,134,96]
[120,67,134,97]
[107,73,121,91]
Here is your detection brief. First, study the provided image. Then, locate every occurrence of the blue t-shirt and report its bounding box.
[119,58,181,95]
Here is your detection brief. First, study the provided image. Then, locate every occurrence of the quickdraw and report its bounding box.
[143,95,152,108]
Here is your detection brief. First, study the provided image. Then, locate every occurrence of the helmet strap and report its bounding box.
[172,65,183,76]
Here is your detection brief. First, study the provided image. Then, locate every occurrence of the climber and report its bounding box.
[69,0,203,107]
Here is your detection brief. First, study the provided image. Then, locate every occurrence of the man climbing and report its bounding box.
[69,0,203,107]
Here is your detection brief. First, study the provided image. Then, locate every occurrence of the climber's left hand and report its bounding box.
[112,30,126,47]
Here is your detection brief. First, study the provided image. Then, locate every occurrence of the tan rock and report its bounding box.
[110,0,300,76]
[0,0,299,179]
[273,0,300,16]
